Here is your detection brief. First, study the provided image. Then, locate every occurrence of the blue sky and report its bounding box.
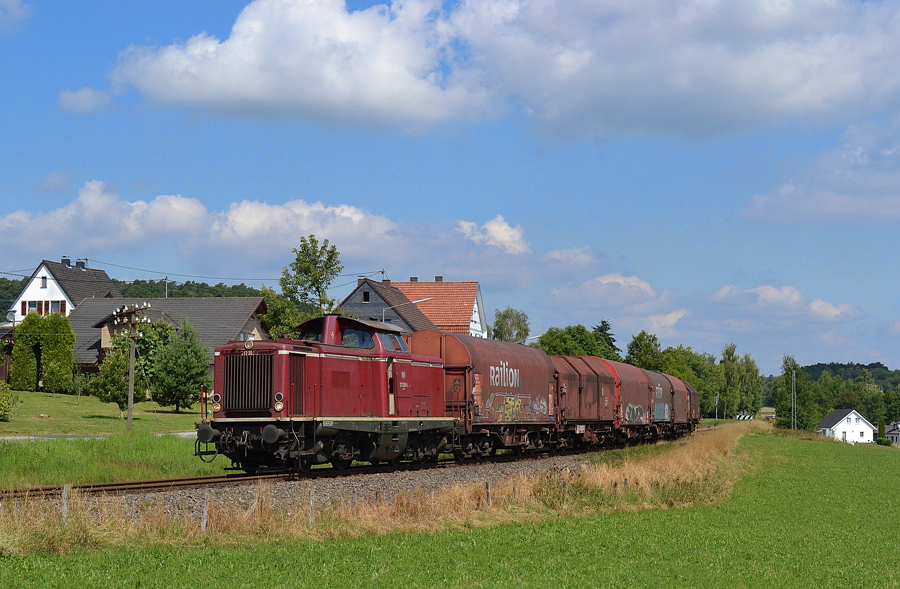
[2,0,900,375]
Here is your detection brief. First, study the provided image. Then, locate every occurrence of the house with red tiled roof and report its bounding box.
[390,276,488,338]
[339,278,437,334]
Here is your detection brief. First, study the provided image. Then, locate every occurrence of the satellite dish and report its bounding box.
[5,311,14,322]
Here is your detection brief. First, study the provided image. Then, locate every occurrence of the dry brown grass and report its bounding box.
[0,421,766,555]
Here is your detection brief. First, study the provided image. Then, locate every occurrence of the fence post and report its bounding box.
[308,490,314,525]
[200,493,209,533]
[61,484,70,525]
[486,481,492,508]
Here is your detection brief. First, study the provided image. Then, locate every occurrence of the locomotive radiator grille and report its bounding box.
[223,354,273,412]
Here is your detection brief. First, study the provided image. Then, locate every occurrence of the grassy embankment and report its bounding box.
[0,391,217,489]
[2,422,898,587]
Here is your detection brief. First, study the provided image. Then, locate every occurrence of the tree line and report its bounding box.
[488,308,763,419]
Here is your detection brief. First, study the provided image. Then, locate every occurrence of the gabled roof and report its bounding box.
[391,280,479,335]
[339,279,436,332]
[816,408,875,431]
[69,297,266,364]
[37,260,122,304]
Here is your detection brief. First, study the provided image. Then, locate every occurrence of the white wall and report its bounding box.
[8,263,71,322]
[827,413,875,444]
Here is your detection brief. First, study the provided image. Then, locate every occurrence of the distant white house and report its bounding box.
[816,409,876,444]
[886,422,900,446]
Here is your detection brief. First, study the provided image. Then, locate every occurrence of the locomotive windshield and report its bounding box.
[341,327,375,349]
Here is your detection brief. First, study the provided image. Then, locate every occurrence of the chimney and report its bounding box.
[381,279,391,287]
[434,275,443,282]
[61,257,71,267]
[357,278,366,287]
[409,276,418,282]
[75,259,86,269]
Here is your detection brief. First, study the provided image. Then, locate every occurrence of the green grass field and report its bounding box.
[0,391,220,489]
[1,428,897,587]
[0,390,202,436]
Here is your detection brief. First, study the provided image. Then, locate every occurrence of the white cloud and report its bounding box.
[105,0,900,137]
[543,247,594,268]
[457,215,530,254]
[810,300,863,322]
[648,309,689,336]
[546,273,669,315]
[0,181,209,251]
[712,283,861,322]
[209,199,397,258]
[112,0,486,127]
[58,88,114,112]
[0,0,31,27]
[742,119,900,224]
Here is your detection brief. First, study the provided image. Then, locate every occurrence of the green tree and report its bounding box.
[772,355,820,430]
[592,319,622,361]
[260,286,309,340]
[488,307,530,343]
[151,320,211,413]
[38,314,75,393]
[625,330,662,371]
[0,381,18,422]
[280,235,344,314]
[534,325,602,356]
[90,344,130,417]
[9,312,75,393]
[9,313,41,391]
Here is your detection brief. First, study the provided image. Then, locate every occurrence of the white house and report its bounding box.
[816,408,876,444]
[6,258,121,322]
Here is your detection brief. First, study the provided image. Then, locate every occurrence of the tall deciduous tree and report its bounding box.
[280,235,344,314]
[90,344,130,417]
[535,325,603,356]
[489,307,530,343]
[260,286,309,340]
[152,320,211,413]
[625,331,662,371]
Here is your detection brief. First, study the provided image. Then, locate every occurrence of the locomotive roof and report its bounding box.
[300,314,406,335]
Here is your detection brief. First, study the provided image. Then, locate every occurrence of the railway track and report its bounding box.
[0,448,568,501]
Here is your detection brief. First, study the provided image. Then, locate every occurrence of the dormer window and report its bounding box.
[41,277,47,288]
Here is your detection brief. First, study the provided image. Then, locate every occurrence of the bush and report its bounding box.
[0,381,19,422]
[875,438,892,447]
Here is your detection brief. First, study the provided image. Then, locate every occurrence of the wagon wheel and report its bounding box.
[298,458,312,473]
[331,457,351,470]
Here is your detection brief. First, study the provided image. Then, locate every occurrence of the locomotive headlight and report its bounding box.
[274,401,284,412]
[212,402,221,412]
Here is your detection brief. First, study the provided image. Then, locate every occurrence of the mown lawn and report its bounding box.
[0,390,202,436]
[2,430,897,588]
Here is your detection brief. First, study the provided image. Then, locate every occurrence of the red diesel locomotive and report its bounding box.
[196,315,700,472]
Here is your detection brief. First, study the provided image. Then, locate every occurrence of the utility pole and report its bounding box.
[792,370,796,431]
[113,303,151,433]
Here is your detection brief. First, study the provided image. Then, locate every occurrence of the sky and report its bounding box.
[2,0,900,375]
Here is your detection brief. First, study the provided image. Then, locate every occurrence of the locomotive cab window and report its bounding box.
[342,327,375,349]
[379,332,409,352]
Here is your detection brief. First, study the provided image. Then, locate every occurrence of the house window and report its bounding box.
[28,301,37,314]
[50,301,61,314]
[41,276,47,288]
[842,432,847,441]
[856,417,860,423]
[362,291,370,303]
[860,431,864,438]
[846,417,851,424]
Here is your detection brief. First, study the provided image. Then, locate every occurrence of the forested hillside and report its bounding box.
[112,279,262,299]
[803,362,900,393]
